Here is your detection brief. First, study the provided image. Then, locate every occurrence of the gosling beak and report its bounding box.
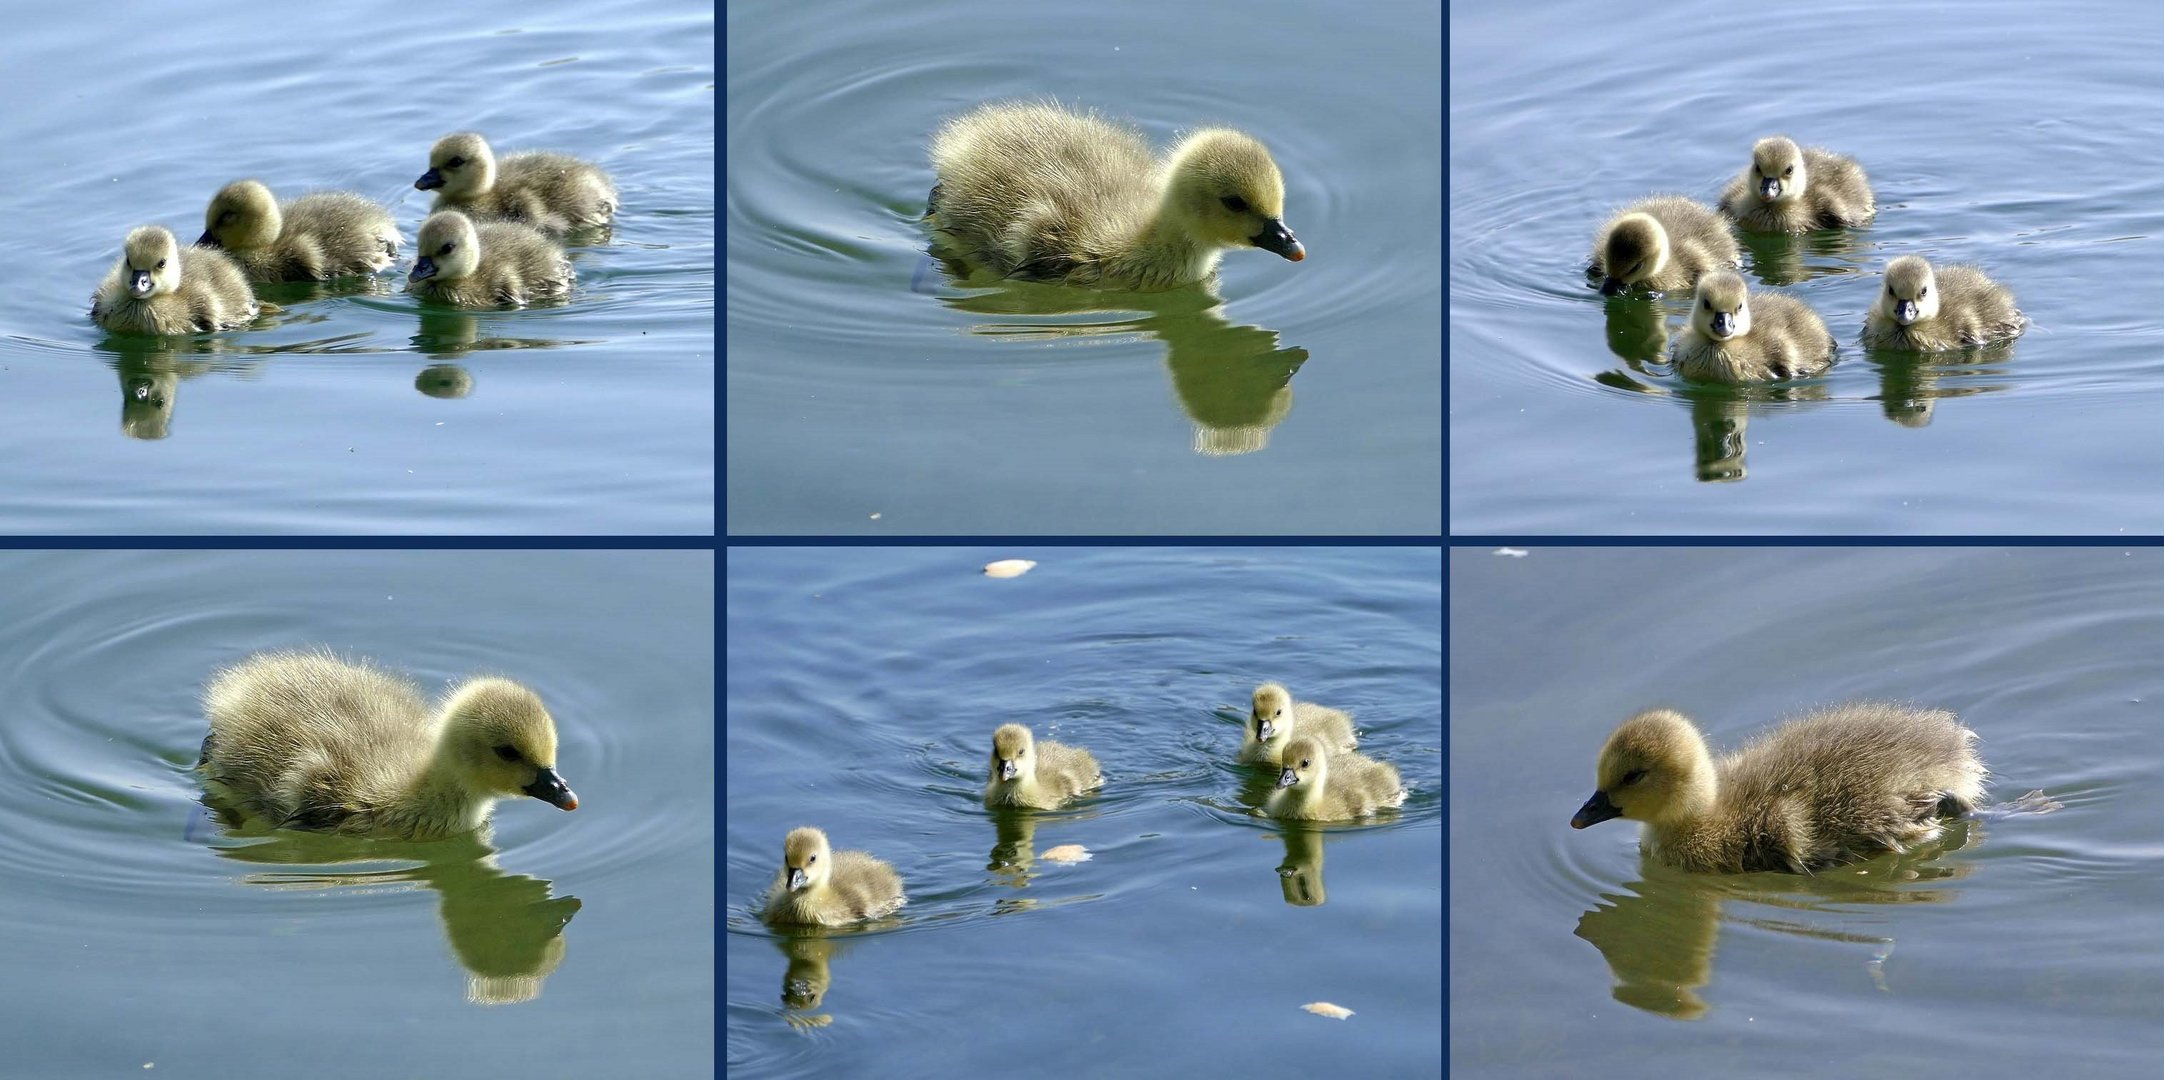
[1710,311,1737,339]
[1255,719,1275,743]
[195,232,221,249]
[1570,790,1620,829]
[415,168,446,191]
[410,257,438,282]
[1276,766,1299,789]
[523,766,579,810]
[128,270,155,299]
[1759,178,1782,201]
[1894,300,1919,325]
[1598,276,1625,297]
[1000,758,1019,782]
[787,868,809,891]
[1251,218,1305,262]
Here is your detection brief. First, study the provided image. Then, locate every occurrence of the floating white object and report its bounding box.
[1493,547,1529,558]
[1302,1002,1353,1019]
[1041,844,1091,863]
[984,559,1037,578]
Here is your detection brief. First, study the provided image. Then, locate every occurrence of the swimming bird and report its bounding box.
[1264,736,1405,821]
[1669,271,1835,383]
[405,211,574,307]
[927,101,1304,289]
[1240,683,1358,766]
[760,827,906,926]
[196,650,578,840]
[983,723,1102,809]
[90,226,258,335]
[1718,136,1875,232]
[197,179,401,282]
[1589,196,1739,295]
[1569,704,1987,873]
[415,132,618,233]
[1862,255,2025,351]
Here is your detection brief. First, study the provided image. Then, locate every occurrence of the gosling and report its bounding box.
[1862,255,2025,352]
[196,650,578,840]
[1718,136,1876,233]
[406,211,574,308]
[1669,271,1835,383]
[928,101,1304,290]
[415,132,618,233]
[760,827,906,926]
[197,179,401,282]
[1264,736,1405,821]
[1570,704,1987,874]
[90,226,258,335]
[1589,196,1739,296]
[983,723,1102,810]
[1240,682,1358,767]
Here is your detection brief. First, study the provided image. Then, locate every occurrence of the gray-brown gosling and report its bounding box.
[1718,136,1876,233]
[406,211,574,308]
[415,132,618,233]
[1590,196,1739,296]
[196,650,578,840]
[1240,682,1358,767]
[1669,271,1835,383]
[927,101,1304,290]
[1570,704,1987,874]
[983,723,1102,810]
[760,827,906,926]
[197,180,401,282]
[1862,255,2025,352]
[90,226,258,335]
[1264,735,1405,821]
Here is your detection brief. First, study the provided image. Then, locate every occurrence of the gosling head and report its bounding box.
[1746,136,1806,203]
[1251,683,1294,746]
[440,677,578,810]
[117,226,183,300]
[1598,213,1670,296]
[416,132,498,198]
[1166,130,1304,263]
[198,179,281,251]
[1688,272,1752,342]
[1878,255,1940,327]
[410,211,482,285]
[1275,735,1329,792]
[989,723,1035,783]
[781,826,833,892]
[1570,709,1713,830]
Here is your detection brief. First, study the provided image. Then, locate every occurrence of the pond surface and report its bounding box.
[726,547,1441,1076]
[1449,0,2164,534]
[725,0,1440,535]
[0,550,713,1077]
[1,2,714,534]
[1450,547,2163,1077]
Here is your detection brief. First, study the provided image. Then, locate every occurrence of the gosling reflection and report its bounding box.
[1738,228,1868,289]
[1601,295,1671,368]
[417,363,476,399]
[1575,824,1975,1020]
[1275,824,1327,907]
[99,338,231,441]
[411,308,590,362]
[1681,384,1831,484]
[986,807,1040,888]
[1865,341,2016,428]
[935,278,1308,455]
[203,824,580,1005]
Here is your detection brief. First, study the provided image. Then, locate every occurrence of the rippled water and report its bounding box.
[2,2,714,534]
[0,550,714,1077]
[1450,547,2164,1077]
[726,547,1441,1075]
[1450,0,2164,533]
[725,0,1440,535]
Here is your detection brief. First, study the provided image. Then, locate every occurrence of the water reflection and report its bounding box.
[1275,824,1327,907]
[1574,822,1975,1020]
[1737,228,1872,288]
[410,308,589,361]
[96,338,249,441]
[774,932,839,1027]
[986,807,1040,888]
[200,814,581,1006]
[934,274,1309,456]
[1865,342,2018,428]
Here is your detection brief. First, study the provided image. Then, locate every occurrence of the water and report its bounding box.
[725,0,1441,535]
[1,2,715,534]
[1449,547,2164,1077]
[725,547,1441,1076]
[1449,0,2164,534]
[0,550,714,1077]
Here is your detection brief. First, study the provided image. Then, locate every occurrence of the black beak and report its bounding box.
[999,759,1019,782]
[1759,178,1781,200]
[1599,276,1625,297]
[416,168,445,191]
[195,232,220,249]
[128,270,155,299]
[1255,718,1275,742]
[523,766,579,810]
[1250,218,1305,262]
[410,257,437,282]
[1570,790,1620,829]
[1276,766,1299,789]
[787,868,809,891]
[1895,300,1919,325]
[1711,311,1736,338]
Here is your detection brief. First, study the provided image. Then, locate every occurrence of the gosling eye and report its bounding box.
[807,854,818,864]
[1620,768,1648,786]
[1220,195,1249,213]
[1919,286,1928,298]
[493,745,521,762]
[156,259,167,269]
[1782,166,1794,177]
[437,242,454,256]
[448,156,466,168]
[1299,758,1312,769]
